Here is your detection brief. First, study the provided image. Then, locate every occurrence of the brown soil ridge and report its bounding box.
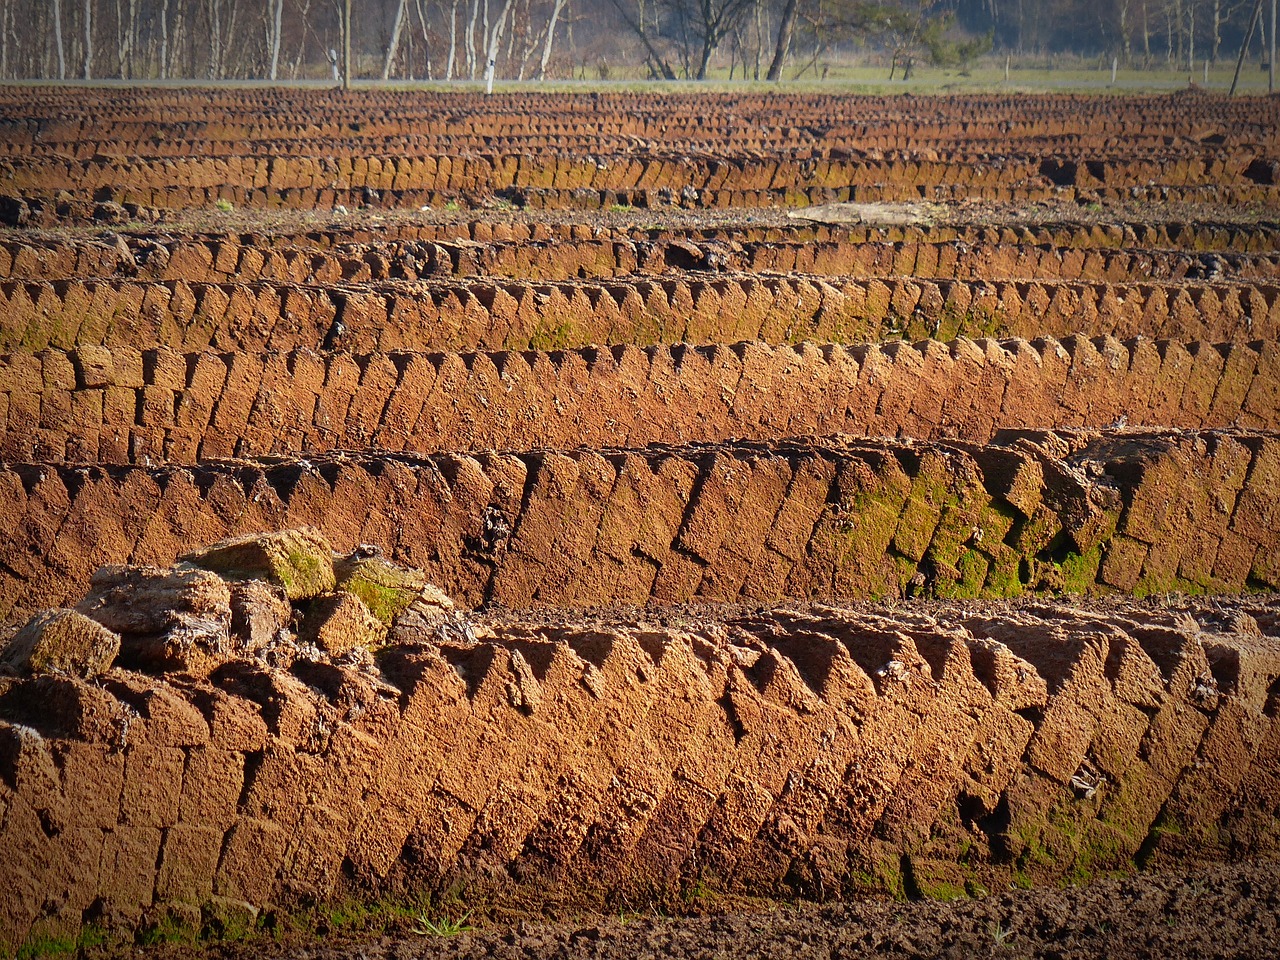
[8,219,1273,279]
[9,180,1274,217]
[4,274,1278,356]
[4,89,1272,147]
[2,589,1277,952]
[5,233,1274,286]
[0,145,1261,194]
[2,429,1278,618]
[2,92,1274,215]
[3,337,1277,465]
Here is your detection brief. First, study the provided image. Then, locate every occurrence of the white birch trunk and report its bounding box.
[159,0,170,77]
[536,0,567,79]
[447,0,459,78]
[269,0,283,79]
[82,0,92,78]
[53,0,66,78]
[382,0,407,78]
[484,0,514,92]
[412,0,432,78]
[465,0,479,77]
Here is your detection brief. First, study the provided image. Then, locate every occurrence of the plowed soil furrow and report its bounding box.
[11,217,1275,272]
[2,338,1276,463]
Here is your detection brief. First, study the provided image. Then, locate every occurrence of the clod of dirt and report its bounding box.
[1,608,120,677]
[186,527,338,601]
[298,591,388,656]
[41,530,461,679]
[334,547,455,625]
[76,563,233,674]
[229,580,294,656]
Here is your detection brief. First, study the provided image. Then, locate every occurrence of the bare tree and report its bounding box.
[1,0,9,77]
[383,0,407,77]
[684,0,757,78]
[412,0,433,78]
[267,0,284,78]
[53,0,67,77]
[342,0,351,86]
[610,0,678,77]
[82,0,93,77]
[766,0,796,78]
[484,0,516,89]
[465,0,480,76]
[446,0,460,77]
[535,0,568,77]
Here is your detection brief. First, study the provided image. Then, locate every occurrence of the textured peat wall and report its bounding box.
[2,338,1278,464]
[3,275,1278,354]
[3,430,1278,618]
[2,598,1278,953]
[6,234,1279,286]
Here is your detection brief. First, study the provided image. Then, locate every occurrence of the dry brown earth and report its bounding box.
[0,87,1278,958]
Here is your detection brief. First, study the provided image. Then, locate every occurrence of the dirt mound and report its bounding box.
[3,337,1276,464]
[2,546,1278,951]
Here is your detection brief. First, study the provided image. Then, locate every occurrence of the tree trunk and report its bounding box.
[83,0,92,78]
[536,0,567,79]
[1,0,9,78]
[342,0,352,87]
[696,32,714,79]
[1211,0,1221,61]
[1141,0,1150,64]
[447,0,459,79]
[765,0,797,81]
[752,0,763,80]
[53,0,66,78]
[289,0,309,78]
[269,0,283,80]
[383,0,407,79]
[158,0,168,78]
[484,0,515,92]
[413,0,432,79]
[127,0,136,77]
[1188,0,1195,70]
[466,0,480,78]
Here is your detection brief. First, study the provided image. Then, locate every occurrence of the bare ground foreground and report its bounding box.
[2,88,1280,959]
[117,856,1280,960]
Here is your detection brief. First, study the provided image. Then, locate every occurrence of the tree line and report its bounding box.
[1,0,1270,81]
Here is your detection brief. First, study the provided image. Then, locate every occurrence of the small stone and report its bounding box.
[185,528,337,601]
[2,609,120,678]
